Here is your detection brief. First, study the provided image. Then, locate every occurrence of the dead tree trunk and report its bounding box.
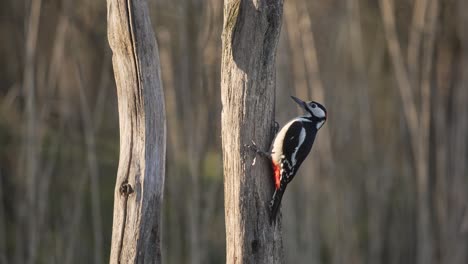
[221,0,284,263]
[107,0,166,263]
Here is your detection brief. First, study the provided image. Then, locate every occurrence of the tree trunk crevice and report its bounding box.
[107,0,166,263]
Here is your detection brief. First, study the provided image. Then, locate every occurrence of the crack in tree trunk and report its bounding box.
[107,0,166,263]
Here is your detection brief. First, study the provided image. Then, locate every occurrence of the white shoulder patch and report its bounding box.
[271,118,301,163]
[291,127,306,166]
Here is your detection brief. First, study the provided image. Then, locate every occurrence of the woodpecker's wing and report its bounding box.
[269,118,318,222]
[281,121,304,166]
[280,120,317,182]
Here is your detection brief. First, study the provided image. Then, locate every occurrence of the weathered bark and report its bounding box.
[221,0,284,263]
[107,0,166,263]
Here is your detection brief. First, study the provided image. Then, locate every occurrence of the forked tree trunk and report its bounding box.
[107,0,166,263]
[221,0,284,263]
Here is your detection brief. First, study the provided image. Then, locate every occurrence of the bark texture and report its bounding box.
[107,0,166,263]
[221,0,284,263]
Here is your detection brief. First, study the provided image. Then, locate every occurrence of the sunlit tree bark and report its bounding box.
[221,0,284,263]
[107,0,166,263]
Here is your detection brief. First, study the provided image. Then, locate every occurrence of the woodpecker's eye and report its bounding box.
[311,104,317,108]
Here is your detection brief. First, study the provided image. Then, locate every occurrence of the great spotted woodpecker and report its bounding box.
[247,96,327,222]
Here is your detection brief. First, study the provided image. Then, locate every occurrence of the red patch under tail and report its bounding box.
[272,162,281,190]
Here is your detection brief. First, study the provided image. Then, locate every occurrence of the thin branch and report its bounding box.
[284,0,308,100]
[379,0,419,158]
[416,1,438,263]
[0,170,7,264]
[63,167,91,264]
[22,0,43,262]
[76,64,103,264]
[346,0,375,157]
[296,0,334,170]
[407,0,428,82]
[63,59,110,264]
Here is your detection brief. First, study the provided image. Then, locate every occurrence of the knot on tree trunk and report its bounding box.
[119,182,134,196]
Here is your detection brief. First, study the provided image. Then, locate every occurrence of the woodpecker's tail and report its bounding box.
[269,185,286,223]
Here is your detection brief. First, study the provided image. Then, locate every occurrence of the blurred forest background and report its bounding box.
[1,0,467,263]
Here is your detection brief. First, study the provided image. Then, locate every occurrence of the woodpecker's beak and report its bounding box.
[291,96,307,110]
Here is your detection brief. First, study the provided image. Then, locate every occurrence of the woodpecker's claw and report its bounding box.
[270,121,279,142]
[251,140,257,147]
[244,141,257,166]
[245,140,272,164]
[244,140,259,152]
[273,121,280,135]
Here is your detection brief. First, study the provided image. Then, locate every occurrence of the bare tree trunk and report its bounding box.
[221,0,284,263]
[107,0,166,263]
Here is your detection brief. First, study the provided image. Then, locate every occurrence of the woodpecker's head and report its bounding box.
[291,96,327,129]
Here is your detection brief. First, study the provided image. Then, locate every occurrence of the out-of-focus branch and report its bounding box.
[346,1,387,263]
[35,129,60,259]
[93,53,111,128]
[284,2,308,101]
[346,0,375,158]
[0,171,6,264]
[416,1,438,263]
[296,0,334,171]
[285,1,339,263]
[379,1,438,264]
[63,57,110,264]
[448,3,468,261]
[64,167,91,264]
[45,0,71,99]
[407,0,428,81]
[76,64,103,264]
[456,0,468,237]
[296,0,323,93]
[379,0,419,154]
[197,0,214,58]
[22,0,43,263]
[420,0,438,183]
[32,1,72,260]
[157,28,183,264]
[461,208,468,234]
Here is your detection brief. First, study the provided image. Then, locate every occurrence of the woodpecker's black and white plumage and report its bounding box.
[269,96,327,222]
